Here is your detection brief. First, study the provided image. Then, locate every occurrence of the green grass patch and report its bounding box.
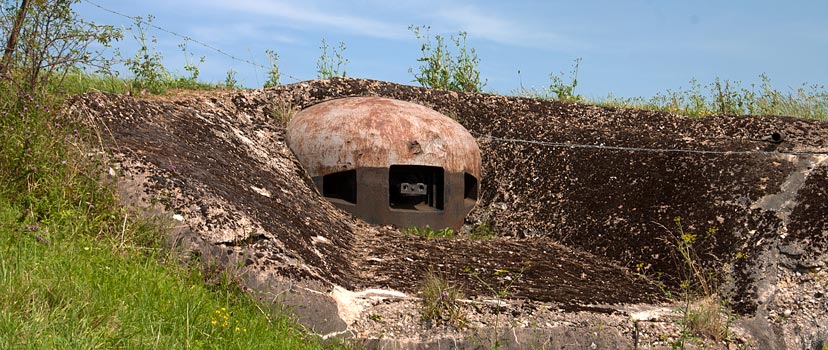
[467,223,495,240]
[0,199,334,349]
[405,225,457,239]
[0,77,342,349]
[50,70,133,95]
[47,70,225,96]
[404,223,496,240]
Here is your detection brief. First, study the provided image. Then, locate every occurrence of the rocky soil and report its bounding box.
[67,78,828,349]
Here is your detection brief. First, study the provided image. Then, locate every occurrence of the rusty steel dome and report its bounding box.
[286,96,481,229]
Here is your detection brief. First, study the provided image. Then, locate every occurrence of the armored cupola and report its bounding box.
[286,96,481,229]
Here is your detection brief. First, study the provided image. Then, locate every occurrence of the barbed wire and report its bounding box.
[471,132,828,156]
[81,0,304,82]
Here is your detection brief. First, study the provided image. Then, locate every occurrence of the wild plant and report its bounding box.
[0,0,122,93]
[419,271,466,328]
[404,225,456,239]
[468,222,496,240]
[465,261,531,349]
[177,39,205,85]
[514,58,582,101]
[263,49,281,88]
[600,74,828,119]
[316,38,348,79]
[662,217,731,348]
[547,57,582,101]
[224,68,238,89]
[125,14,168,93]
[409,25,485,92]
[267,98,296,123]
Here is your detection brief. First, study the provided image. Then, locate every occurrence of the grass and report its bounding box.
[404,224,496,240]
[267,98,298,123]
[684,296,730,342]
[515,60,828,120]
[52,70,226,96]
[419,271,466,328]
[405,225,457,239]
[598,75,828,120]
[468,223,496,240]
[0,199,334,349]
[0,75,341,349]
[50,70,133,95]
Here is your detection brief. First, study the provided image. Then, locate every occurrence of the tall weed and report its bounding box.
[316,38,348,79]
[409,25,485,92]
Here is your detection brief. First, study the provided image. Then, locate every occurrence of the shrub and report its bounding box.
[409,25,485,92]
[0,0,122,93]
[125,14,168,93]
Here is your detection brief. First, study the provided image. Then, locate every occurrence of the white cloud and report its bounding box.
[198,0,409,40]
[190,23,298,45]
[154,0,584,50]
[431,4,587,51]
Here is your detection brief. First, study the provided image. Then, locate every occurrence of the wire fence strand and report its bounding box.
[81,0,304,82]
[472,133,828,156]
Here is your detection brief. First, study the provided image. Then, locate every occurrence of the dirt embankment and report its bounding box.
[68,78,828,349]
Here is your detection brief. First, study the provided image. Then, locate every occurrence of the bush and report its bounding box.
[125,14,169,93]
[0,0,121,93]
[409,25,485,92]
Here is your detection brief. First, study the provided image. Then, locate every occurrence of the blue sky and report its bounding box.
[75,0,828,99]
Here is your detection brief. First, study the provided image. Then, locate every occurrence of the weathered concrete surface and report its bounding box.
[67,78,828,349]
[287,96,481,179]
[286,96,481,229]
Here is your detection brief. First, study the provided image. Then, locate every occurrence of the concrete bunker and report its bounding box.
[286,96,481,229]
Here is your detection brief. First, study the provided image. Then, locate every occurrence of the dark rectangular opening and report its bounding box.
[323,169,357,204]
[389,165,444,211]
[464,173,478,200]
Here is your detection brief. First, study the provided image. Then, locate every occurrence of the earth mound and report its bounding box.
[68,78,828,349]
